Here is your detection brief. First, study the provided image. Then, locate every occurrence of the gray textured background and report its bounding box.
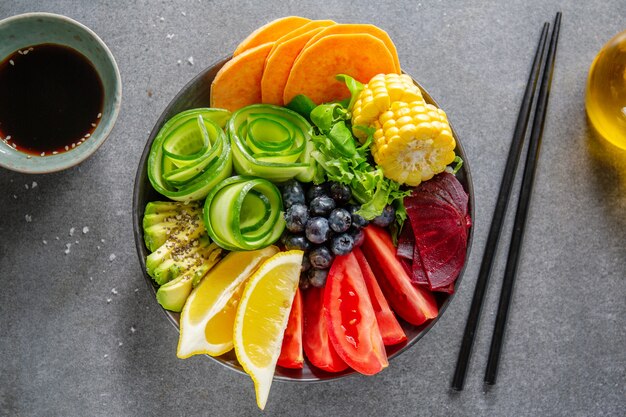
[1,1,625,416]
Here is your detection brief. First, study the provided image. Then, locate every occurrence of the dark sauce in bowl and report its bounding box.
[0,43,104,156]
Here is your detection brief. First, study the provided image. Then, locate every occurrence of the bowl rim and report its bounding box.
[0,12,122,174]
[132,56,475,382]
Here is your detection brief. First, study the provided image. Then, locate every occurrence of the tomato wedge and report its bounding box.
[353,248,407,346]
[324,253,388,375]
[278,287,303,369]
[361,226,438,326]
[302,286,349,373]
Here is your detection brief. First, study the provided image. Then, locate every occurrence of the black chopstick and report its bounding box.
[451,22,550,391]
[484,11,562,385]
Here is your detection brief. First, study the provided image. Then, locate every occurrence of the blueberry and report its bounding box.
[330,233,354,256]
[328,208,352,233]
[309,268,329,288]
[305,217,330,244]
[309,246,334,269]
[350,227,364,248]
[301,255,311,273]
[281,180,305,208]
[283,234,311,251]
[306,184,329,202]
[330,183,352,205]
[284,203,309,233]
[310,196,336,217]
[347,205,369,229]
[372,205,396,227]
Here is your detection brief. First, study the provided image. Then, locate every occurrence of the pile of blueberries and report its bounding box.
[280,180,395,289]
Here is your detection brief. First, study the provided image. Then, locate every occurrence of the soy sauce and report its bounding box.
[0,44,104,156]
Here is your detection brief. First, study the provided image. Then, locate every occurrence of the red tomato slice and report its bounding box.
[324,252,388,375]
[302,286,349,373]
[353,248,407,346]
[278,287,303,369]
[361,226,439,326]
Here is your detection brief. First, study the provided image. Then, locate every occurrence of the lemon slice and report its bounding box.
[177,246,279,359]
[234,250,303,410]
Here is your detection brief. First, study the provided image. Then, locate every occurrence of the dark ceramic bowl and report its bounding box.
[132,57,474,382]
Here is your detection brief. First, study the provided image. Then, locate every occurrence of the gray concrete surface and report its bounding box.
[1,1,624,416]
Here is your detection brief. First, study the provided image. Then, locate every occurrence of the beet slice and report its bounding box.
[404,173,470,291]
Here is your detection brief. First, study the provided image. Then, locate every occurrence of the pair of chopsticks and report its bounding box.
[452,12,562,390]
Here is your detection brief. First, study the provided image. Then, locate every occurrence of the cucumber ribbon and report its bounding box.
[228,104,317,183]
[203,176,285,251]
[148,108,233,202]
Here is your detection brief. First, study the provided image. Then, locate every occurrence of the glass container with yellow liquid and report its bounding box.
[585,30,626,150]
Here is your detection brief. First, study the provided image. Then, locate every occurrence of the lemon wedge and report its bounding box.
[234,250,303,410]
[177,246,279,359]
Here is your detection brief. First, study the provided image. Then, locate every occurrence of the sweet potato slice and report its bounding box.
[302,24,401,72]
[211,43,273,112]
[271,19,336,47]
[233,16,311,56]
[283,33,397,105]
[262,27,326,106]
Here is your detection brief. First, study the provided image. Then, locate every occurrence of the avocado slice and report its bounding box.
[156,246,224,312]
[143,201,202,251]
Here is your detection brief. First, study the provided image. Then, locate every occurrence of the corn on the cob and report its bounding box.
[351,73,456,186]
[351,73,424,142]
[372,101,456,186]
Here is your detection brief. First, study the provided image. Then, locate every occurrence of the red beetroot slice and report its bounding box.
[396,219,428,285]
[417,172,469,216]
[405,174,470,291]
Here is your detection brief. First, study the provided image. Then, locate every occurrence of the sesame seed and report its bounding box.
[55,236,59,240]
[187,56,194,65]
[91,123,96,127]
[84,133,90,138]
[130,326,136,333]
[65,146,69,151]
[181,11,186,16]
[13,194,17,199]
[83,226,89,234]
[17,50,23,55]
[101,239,106,243]
[111,288,118,295]
[75,240,79,244]
[9,60,14,66]
[159,17,164,22]
[118,341,123,347]
[52,151,58,155]
[71,143,75,148]
[11,143,16,149]
[134,288,139,293]
[166,33,175,39]
[40,152,45,156]
[97,113,102,119]
[42,240,47,245]
[31,181,37,189]
[97,245,101,250]
[106,298,111,303]
[6,135,11,140]
[23,50,29,55]
[104,354,108,358]
[25,184,29,190]
[64,243,71,255]
[69,227,75,236]
[28,47,33,51]
[109,253,116,261]
[177,59,182,66]
[25,214,32,222]
[26,155,31,159]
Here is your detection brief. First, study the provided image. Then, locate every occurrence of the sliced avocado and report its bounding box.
[156,274,193,312]
[144,201,200,215]
[143,201,202,251]
[156,245,225,312]
[145,221,205,277]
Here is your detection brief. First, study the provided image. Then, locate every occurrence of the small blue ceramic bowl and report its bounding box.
[0,12,122,173]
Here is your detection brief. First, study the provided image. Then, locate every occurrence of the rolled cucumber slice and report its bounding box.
[148,108,233,202]
[228,104,316,182]
[203,176,285,251]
